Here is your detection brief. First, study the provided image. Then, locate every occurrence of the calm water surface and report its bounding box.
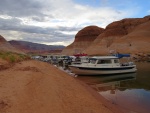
[77,62,150,113]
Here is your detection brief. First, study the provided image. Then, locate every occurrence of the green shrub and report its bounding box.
[0,51,30,63]
[9,55,16,63]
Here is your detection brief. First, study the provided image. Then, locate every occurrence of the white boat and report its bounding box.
[71,56,89,65]
[68,55,137,75]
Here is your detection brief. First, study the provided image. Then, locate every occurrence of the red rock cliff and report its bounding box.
[61,26,104,55]
[84,16,150,55]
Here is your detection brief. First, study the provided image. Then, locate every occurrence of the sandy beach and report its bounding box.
[0,59,123,113]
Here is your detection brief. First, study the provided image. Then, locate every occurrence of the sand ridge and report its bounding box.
[0,60,123,113]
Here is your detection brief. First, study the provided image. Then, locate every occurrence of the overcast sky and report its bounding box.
[0,0,150,46]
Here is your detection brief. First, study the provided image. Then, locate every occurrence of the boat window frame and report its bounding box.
[97,59,112,64]
[89,58,97,64]
[114,59,119,63]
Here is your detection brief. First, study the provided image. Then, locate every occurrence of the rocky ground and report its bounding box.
[0,59,123,113]
[132,53,150,62]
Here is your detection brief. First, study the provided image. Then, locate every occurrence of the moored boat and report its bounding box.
[68,55,137,75]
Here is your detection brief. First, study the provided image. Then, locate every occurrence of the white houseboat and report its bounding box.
[68,55,137,75]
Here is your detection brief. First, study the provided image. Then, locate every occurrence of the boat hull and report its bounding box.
[69,65,137,75]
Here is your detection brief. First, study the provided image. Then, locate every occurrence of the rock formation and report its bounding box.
[0,35,23,53]
[62,16,150,56]
[84,16,150,55]
[9,40,65,54]
[61,26,104,55]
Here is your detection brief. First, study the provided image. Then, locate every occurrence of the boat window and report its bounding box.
[114,59,119,63]
[97,59,111,64]
[75,57,81,62]
[97,60,102,64]
[89,59,97,64]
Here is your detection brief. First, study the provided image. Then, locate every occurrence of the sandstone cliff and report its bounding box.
[62,16,150,55]
[84,16,150,55]
[61,26,104,55]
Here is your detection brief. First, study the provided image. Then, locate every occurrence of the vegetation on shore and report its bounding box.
[0,51,30,63]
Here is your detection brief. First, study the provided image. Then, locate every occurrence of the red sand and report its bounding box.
[0,59,123,113]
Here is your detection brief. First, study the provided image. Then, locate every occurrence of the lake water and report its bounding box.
[76,62,150,113]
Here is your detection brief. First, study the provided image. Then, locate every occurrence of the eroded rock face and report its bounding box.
[62,16,150,56]
[75,26,104,42]
[84,16,150,55]
[61,26,104,55]
[0,35,7,43]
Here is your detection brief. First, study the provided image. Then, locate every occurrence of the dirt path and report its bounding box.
[0,60,123,113]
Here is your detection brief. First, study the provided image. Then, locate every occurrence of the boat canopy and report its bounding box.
[114,53,130,58]
[90,56,118,60]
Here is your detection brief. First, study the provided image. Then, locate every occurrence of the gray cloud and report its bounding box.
[0,0,80,45]
[0,0,140,46]
[0,16,79,45]
[0,17,21,27]
[0,0,45,17]
[22,33,75,43]
[0,17,79,34]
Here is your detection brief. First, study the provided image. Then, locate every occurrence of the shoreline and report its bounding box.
[0,59,123,113]
[75,78,123,113]
[56,65,123,112]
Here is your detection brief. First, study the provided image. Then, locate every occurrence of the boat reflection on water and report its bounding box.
[77,72,150,113]
[77,72,136,86]
[88,73,137,94]
[77,62,150,113]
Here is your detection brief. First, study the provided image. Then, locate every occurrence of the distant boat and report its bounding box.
[69,55,137,75]
[71,56,89,65]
